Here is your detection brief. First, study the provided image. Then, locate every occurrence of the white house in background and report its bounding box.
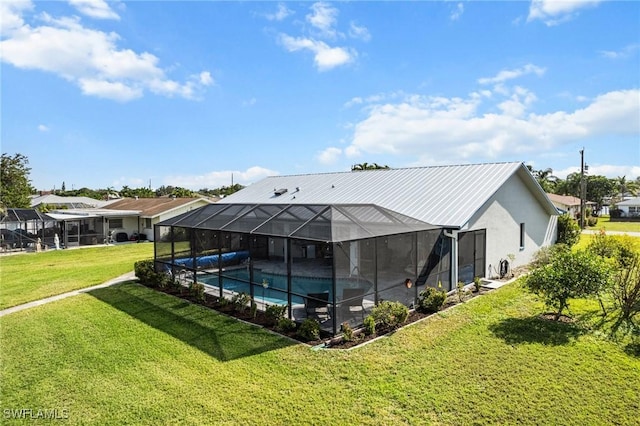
[46,196,215,247]
[546,193,596,218]
[617,197,640,217]
[102,197,216,241]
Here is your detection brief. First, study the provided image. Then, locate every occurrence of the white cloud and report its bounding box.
[554,164,640,180]
[0,1,33,37]
[600,43,640,59]
[38,124,49,132]
[0,4,212,102]
[341,88,639,166]
[306,2,339,39]
[265,3,293,21]
[165,166,278,190]
[274,2,363,71]
[68,0,120,20]
[478,64,546,85]
[527,0,601,26]
[279,34,354,71]
[450,3,464,21]
[349,21,370,42]
[316,147,342,164]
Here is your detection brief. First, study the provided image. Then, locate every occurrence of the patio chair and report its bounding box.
[305,292,331,321]
[339,288,366,322]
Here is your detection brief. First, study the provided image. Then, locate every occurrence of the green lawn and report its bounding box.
[1,280,638,425]
[587,215,640,232]
[0,243,153,309]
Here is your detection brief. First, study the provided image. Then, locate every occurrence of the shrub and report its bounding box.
[250,300,258,318]
[341,322,354,342]
[456,281,469,302]
[524,249,613,320]
[275,317,297,333]
[134,260,170,288]
[371,300,409,329]
[587,231,638,268]
[587,217,598,227]
[610,254,640,332]
[189,281,205,302]
[473,276,482,292]
[231,292,251,313]
[363,315,376,336]
[418,287,447,313]
[265,304,287,326]
[297,318,320,341]
[610,208,623,219]
[530,244,569,269]
[557,213,581,247]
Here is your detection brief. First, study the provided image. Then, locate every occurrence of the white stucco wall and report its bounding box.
[466,173,557,277]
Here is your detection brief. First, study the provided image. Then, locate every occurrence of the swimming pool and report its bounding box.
[199,269,372,306]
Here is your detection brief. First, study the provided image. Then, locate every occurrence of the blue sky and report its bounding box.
[2,0,639,191]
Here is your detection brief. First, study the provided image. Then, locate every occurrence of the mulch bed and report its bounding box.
[145,283,495,350]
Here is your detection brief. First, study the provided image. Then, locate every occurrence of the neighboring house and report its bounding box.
[546,193,596,218]
[617,197,640,217]
[154,162,558,336]
[102,197,215,241]
[30,194,111,210]
[43,196,214,248]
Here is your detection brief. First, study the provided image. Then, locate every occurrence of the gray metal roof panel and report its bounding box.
[221,162,537,228]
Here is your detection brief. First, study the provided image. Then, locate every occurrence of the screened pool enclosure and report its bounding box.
[154,203,486,336]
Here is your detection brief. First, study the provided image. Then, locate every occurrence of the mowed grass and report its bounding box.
[587,215,640,233]
[0,243,153,309]
[1,280,638,425]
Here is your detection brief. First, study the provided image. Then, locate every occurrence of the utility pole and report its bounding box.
[580,148,586,229]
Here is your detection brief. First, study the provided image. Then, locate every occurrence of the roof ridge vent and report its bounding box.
[274,188,288,196]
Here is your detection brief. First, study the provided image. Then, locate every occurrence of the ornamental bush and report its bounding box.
[134,260,171,288]
[524,249,613,320]
[297,318,320,341]
[371,300,409,329]
[556,213,581,247]
[265,304,287,326]
[417,287,447,313]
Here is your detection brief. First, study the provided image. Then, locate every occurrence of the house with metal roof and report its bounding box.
[616,197,640,218]
[154,162,558,336]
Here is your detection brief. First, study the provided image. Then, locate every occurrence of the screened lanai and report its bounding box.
[154,203,459,336]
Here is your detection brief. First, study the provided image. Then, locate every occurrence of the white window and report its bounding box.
[109,218,123,229]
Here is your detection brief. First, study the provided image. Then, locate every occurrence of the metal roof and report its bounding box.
[220,162,557,228]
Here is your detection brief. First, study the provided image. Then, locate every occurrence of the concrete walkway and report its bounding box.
[0,271,137,317]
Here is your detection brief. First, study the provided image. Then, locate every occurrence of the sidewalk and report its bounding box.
[0,271,137,317]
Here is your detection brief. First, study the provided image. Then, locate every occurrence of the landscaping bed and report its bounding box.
[142,279,495,349]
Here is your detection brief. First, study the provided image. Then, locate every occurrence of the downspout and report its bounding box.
[443,229,459,291]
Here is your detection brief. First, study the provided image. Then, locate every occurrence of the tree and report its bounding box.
[524,249,613,320]
[586,175,616,213]
[0,153,35,208]
[351,163,390,171]
[556,214,581,247]
[527,166,558,192]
